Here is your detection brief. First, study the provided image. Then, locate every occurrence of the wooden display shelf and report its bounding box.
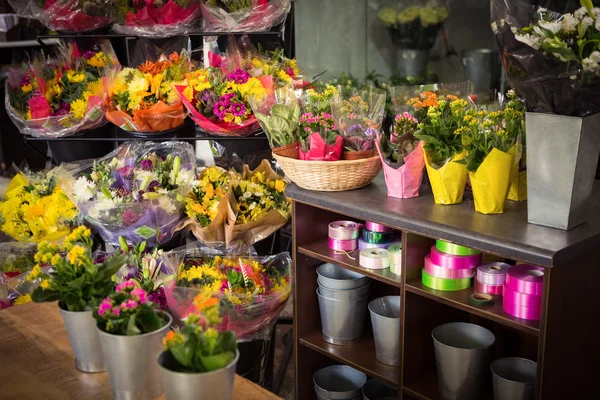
[403,370,493,400]
[298,241,401,288]
[405,281,540,336]
[299,330,400,386]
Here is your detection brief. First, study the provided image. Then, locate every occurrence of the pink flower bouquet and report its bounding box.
[8,0,111,32]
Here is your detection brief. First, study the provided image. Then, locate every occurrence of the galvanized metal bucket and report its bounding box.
[314,365,367,400]
[396,49,429,78]
[157,350,239,400]
[362,378,398,400]
[98,311,172,400]
[317,289,369,345]
[462,49,502,92]
[491,357,537,400]
[317,263,370,290]
[318,283,370,301]
[368,296,401,366]
[59,305,106,373]
[526,112,600,230]
[432,322,495,400]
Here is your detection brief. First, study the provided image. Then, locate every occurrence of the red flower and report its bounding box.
[28,96,52,120]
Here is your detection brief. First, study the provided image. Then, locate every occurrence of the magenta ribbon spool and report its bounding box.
[424,255,475,279]
[358,238,390,251]
[429,246,481,270]
[505,264,544,296]
[365,221,393,233]
[474,279,503,295]
[476,262,512,286]
[503,284,542,320]
[328,237,357,251]
[328,221,361,240]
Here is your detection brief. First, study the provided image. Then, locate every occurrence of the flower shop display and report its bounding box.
[106,39,192,134]
[0,171,80,243]
[5,40,120,138]
[331,88,387,160]
[200,0,291,32]
[8,0,111,32]
[165,245,292,341]
[249,85,300,157]
[95,280,172,399]
[28,226,127,372]
[112,0,202,37]
[159,293,239,400]
[0,243,38,309]
[246,47,305,89]
[60,141,196,247]
[492,0,600,229]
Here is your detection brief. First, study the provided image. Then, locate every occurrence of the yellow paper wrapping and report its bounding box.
[424,148,468,205]
[507,143,527,201]
[469,148,513,214]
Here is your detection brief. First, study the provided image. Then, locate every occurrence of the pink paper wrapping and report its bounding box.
[375,137,425,199]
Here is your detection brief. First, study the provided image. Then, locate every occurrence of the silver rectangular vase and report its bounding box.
[526,112,600,230]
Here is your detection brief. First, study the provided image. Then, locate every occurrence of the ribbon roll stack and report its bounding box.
[475,262,512,295]
[422,241,482,291]
[503,264,544,320]
[359,249,390,270]
[359,220,394,251]
[328,221,361,251]
[388,243,402,275]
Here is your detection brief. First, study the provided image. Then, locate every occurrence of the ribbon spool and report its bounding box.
[358,238,391,251]
[362,229,393,244]
[359,248,390,270]
[424,255,475,279]
[505,264,544,296]
[503,285,542,320]
[474,279,503,295]
[469,292,494,307]
[477,262,512,286]
[435,240,481,256]
[421,269,471,291]
[388,243,402,275]
[328,237,357,251]
[328,221,361,240]
[365,221,393,233]
[429,246,481,270]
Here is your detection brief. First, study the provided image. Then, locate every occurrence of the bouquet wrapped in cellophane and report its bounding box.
[57,141,196,247]
[112,0,203,37]
[8,0,111,32]
[200,0,291,32]
[0,242,38,309]
[5,40,120,138]
[106,38,192,133]
[164,243,292,341]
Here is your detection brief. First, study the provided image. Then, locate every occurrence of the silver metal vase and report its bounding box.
[157,350,240,400]
[59,304,106,373]
[97,311,172,400]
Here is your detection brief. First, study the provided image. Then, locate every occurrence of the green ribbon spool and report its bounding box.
[421,269,471,291]
[436,240,481,256]
[362,229,393,244]
[468,292,495,307]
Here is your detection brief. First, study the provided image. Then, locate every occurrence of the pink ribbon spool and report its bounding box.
[424,255,475,279]
[502,301,541,320]
[328,221,361,240]
[328,237,357,251]
[365,221,393,233]
[505,264,544,296]
[503,284,542,321]
[429,246,481,270]
[358,238,390,251]
[474,279,503,295]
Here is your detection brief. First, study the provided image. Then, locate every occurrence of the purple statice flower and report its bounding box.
[148,180,161,192]
[365,127,378,137]
[231,102,246,117]
[200,89,213,103]
[122,210,141,226]
[139,159,153,171]
[213,101,228,120]
[115,187,131,198]
[82,50,95,60]
[347,124,363,134]
[225,68,251,84]
[19,74,32,87]
[54,102,71,117]
[148,287,167,311]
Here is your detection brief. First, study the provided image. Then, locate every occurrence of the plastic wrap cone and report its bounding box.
[507,143,527,201]
[469,148,513,214]
[424,149,468,205]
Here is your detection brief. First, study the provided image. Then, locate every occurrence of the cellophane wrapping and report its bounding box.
[57,141,196,247]
[5,39,120,138]
[112,0,203,37]
[491,0,600,116]
[200,0,291,32]
[8,0,111,32]
[0,242,39,309]
[164,243,292,341]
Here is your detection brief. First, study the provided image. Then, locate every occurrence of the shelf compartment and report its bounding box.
[405,281,540,336]
[299,330,400,386]
[298,241,401,288]
[403,370,493,400]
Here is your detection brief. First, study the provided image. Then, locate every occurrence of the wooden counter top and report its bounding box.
[0,302,281,400]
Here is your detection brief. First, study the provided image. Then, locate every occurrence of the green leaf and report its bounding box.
[198,352,236,372]
[135,226,157,240]
[126,311,141,336]
[169,343,194,368]
[581,0,593,14]
[68,277,85,290]
[98,254,128,280]
[219,331,237,352]
[31,288,61,303]
[414,133,442,146]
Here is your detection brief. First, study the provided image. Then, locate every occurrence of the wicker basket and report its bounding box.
[273,153,382,191]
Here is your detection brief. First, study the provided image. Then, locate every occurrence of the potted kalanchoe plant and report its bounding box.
[95,279,172,399]
[28,226,127,373]
[158,293,239,400]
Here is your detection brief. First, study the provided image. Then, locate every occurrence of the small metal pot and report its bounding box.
[317,263,370,290]
[369,296,401,366]
[362,378,398,400]
[314,365,367,399]
[157,350,240,400]
[98,311,172,400]
[59,304,106,373]
[318,283,370,301]
[491,357,537,400]
[317,289,369,345]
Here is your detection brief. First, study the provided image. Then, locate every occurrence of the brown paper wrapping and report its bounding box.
[106,101,186,133]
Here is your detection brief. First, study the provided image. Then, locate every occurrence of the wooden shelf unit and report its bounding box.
[287,176,600,400]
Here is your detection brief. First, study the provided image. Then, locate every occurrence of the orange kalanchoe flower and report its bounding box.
[193,295,219,312]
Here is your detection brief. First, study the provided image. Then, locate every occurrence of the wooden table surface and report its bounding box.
[0,302,281,400]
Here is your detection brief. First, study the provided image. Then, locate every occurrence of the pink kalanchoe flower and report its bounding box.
[112,307,121,316]
[120,299,139,310]
[395,112,417,124]
[98,297,113,316]
[116,280,136,293]
[131,287,148,304]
